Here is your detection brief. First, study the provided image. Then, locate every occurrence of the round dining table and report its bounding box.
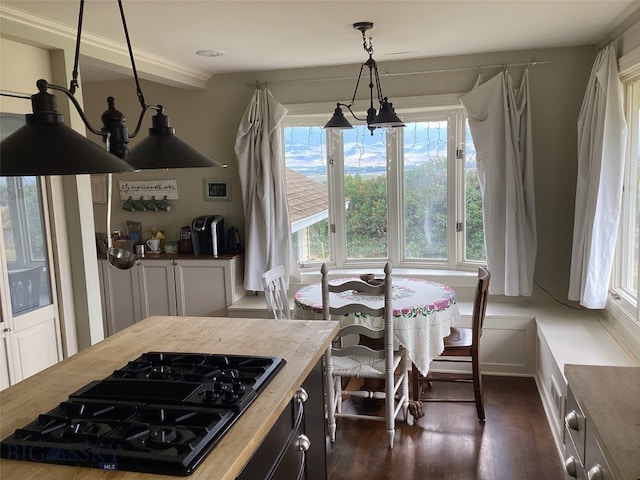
[293,276,460,376]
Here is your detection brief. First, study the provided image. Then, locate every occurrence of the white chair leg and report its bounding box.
[401,353,410,421]
[324,349,337,443]
[386,428,395,449]
[328,420,337,443]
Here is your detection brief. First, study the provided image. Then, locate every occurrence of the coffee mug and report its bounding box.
[146,238,160,252]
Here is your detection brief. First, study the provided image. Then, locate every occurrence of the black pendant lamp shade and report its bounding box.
[0,81,133,176]
[125,109,226,170]
[324,104,353,129]
[372,98,404,127]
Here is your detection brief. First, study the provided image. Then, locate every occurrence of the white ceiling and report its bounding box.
[3,0,640,82]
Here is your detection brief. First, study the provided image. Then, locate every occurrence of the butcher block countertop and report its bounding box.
[564,364,640,480]
[0,316,339,479]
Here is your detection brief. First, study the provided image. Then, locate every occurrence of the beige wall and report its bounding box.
[0,38,51,113]
[84,45,595,302]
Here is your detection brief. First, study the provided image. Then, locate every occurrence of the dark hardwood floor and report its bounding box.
[325,375,564,480]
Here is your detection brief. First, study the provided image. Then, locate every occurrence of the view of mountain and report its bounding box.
[283,123,475,178]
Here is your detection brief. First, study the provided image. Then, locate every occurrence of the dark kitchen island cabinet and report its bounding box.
[0,316,338,480]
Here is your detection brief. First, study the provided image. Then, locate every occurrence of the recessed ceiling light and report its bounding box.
[196,50,225,57]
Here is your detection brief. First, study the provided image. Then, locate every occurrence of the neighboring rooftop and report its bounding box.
[286,168,328,232]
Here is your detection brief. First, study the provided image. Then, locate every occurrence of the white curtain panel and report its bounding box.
[234,86,299,291]
[568,44,628,309]
[461,70,537,296]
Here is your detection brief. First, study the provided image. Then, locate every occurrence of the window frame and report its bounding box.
[283,94,483,273]
[611,69,640,325]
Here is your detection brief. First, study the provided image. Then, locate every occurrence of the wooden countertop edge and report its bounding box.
[97,254,242,261]
[0,316,340,480]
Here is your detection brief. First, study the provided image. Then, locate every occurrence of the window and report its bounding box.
[613,75,640,323]
[0,176,53,314]
[283,98,484,271]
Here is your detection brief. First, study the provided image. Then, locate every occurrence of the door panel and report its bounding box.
[174,260,227,316]
[139,260,177,317]
[0,118,62,388]
[101,261,141,335]
[12,305,59,378]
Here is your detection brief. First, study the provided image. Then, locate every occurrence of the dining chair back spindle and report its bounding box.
[261,265,291,319]
[321,263,409,448]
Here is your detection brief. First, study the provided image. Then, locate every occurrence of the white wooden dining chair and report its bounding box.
[321,262,409,448]
[261,265,291,319]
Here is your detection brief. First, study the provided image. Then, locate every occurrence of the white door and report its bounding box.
[0,113,62,388]
[0,175,62,387]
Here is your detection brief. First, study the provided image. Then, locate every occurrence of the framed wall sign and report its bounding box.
[203,178,231,201]
[118,179,178,200]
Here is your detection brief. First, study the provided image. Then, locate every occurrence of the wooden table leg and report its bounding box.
[412,363,422,401]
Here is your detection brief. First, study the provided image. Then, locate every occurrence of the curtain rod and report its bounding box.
[247,59,554,86]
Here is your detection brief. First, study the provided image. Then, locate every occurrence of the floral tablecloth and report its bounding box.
[294,277,460,375]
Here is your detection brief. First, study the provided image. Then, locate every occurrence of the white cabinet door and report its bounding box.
[174,260,228,316]
[139,260,177,317]
[99,256,244,338]
[100,260,142,335]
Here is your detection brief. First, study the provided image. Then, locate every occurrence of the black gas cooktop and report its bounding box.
[0,352,286,476]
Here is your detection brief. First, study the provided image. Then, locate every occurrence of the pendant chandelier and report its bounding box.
[324,22,405,135]
[0,0,224,176]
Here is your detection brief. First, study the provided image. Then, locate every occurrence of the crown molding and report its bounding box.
[0,4,209,89]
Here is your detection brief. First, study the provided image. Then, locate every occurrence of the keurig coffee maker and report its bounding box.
[191,215,224,257]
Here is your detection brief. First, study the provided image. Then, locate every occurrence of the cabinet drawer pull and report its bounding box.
[295,387,308,403]
[564,456,579,478]
[565,410,580,430]
[295,433,311,452]
[587,464,604,480]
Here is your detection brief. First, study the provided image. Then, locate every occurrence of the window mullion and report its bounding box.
[387,128,402,266]
[454,113,467,268]
[446,114,458,269]
[328,130,346,267]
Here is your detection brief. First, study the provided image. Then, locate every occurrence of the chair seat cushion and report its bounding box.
[333,351,402,379]
[443,326,472,348]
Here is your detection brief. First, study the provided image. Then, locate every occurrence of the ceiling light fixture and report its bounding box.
[0,0,224,177]
[196,50,225,58]
[324,22,405,135]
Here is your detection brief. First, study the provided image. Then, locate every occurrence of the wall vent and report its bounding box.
[550,374,563,417]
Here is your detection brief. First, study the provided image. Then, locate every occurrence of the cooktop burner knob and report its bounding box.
[203,389,219,401]
[232,381,246,394]
[223,391,239,403]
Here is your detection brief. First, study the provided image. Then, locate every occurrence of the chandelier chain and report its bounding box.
[69,0,85,94]
[117,0,146,111]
